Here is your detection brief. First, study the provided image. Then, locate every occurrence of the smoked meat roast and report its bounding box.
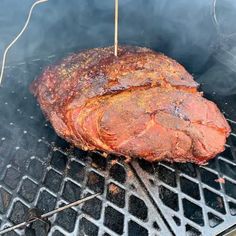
[31,46,231,164]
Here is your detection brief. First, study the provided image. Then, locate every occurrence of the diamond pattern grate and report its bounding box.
[0,56,235,236]
[132,125,236,236]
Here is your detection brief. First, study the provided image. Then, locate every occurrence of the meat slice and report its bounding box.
[31,46,231,164]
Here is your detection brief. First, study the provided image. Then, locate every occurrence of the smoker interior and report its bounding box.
[0,0,236,235]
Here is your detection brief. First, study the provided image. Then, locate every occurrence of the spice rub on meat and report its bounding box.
[31,46,231,164]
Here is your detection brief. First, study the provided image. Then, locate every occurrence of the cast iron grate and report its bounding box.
[0,57,171,235]
[0,55,235,236]
[132,124,236,235]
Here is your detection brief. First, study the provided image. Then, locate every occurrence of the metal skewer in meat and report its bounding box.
[114,0,119,56]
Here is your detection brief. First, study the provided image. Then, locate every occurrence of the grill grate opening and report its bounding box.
[229,202,236,216]
[86,171,105,194]
[54,138,71,152]
[152,221,160,230]
[50,151,68,172]
[3,167,21,190]
[43,169,63,193]
[27,158,45,181]
[18,178,38,203]
[103,233,111,236]
[218,159,236,179]
[0,187,11,214]
[9,201,28,225]
[203,189,226,214]
[231,123,236,134]
[109,163,126,184]
[82,194,102,220]
[208,212,224,228]
[55,203,77,232]
[91,153,107,171]
[230,135,236,147]
[172,216,181,226]
[224,179,236,199]
[157,164,177,187]
[183,198,204,226]
[106,183,125,208]
[220,147,235,161]
[79,217,99,236]
[104,206,124,235]
[25,219,51,236]
[175,163,197,178]
[199,168,221,190]
[137,159,155,174]
[52,230,64,236]
[185,224,201,236]
[128,195,148,221]
[159,185,179,211]
[67,161,85,183]
[62,180,82,203]
[36,190,57,213]
[128,220,148,236]
[180,176,200,200]
[149,178,155,186]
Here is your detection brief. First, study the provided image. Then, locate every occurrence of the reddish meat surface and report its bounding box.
[31,46,231,164]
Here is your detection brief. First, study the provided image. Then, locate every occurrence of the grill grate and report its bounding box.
[0,56,235,236]
[132,125,236,236]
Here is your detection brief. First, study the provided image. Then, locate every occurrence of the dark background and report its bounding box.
[0,0,235,117]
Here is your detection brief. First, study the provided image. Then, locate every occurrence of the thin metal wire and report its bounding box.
[212,0,219,29]
[0,192,100,235]
[212,0,236,39]
[0,0,48,85]
[114,0,119,56]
